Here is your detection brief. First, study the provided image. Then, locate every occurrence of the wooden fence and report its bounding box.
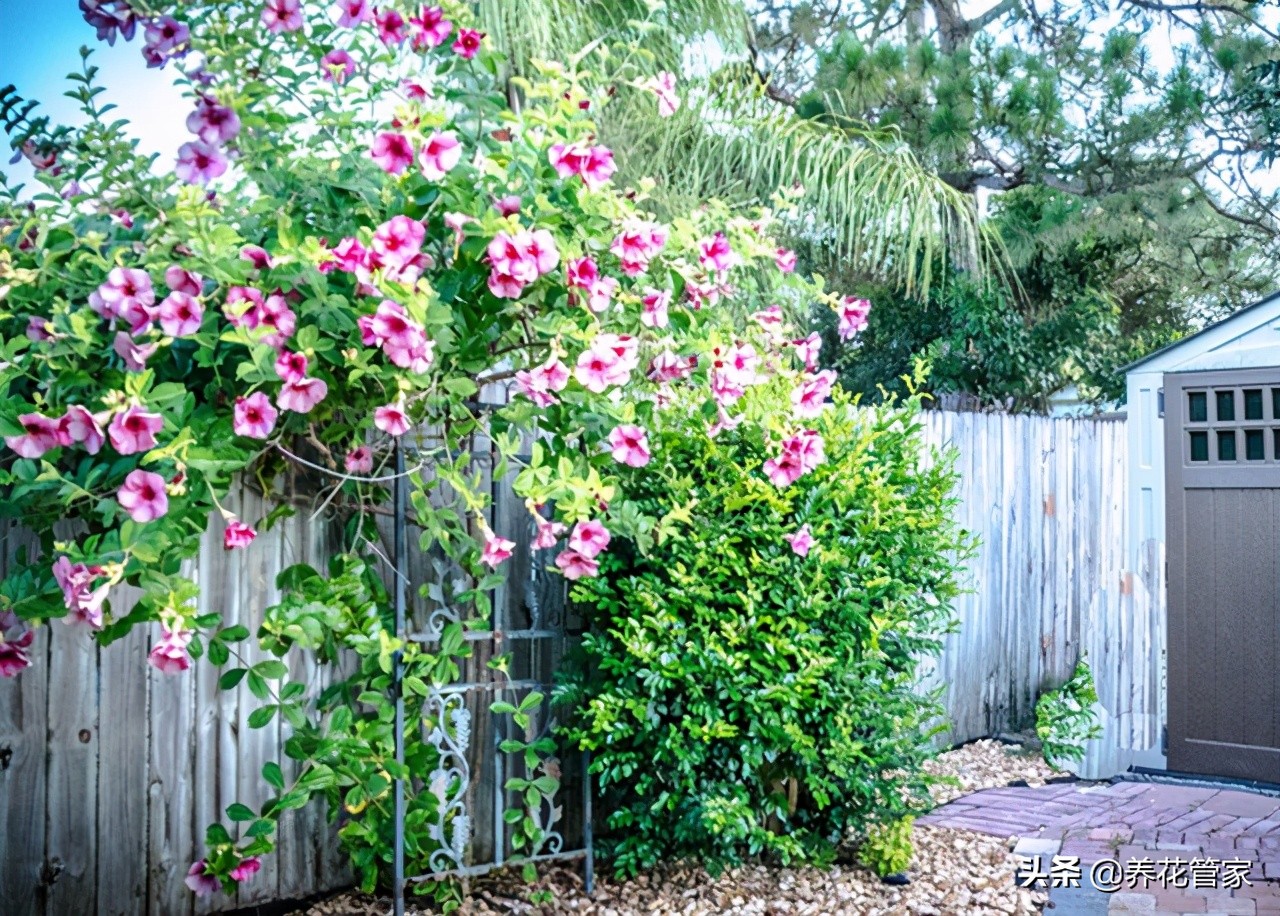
[0,409,1163,914]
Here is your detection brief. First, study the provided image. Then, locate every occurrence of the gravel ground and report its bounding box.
[288,739,1051,916]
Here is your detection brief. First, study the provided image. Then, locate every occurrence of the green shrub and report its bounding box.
[557,378,973,876]
[857,816,915,877]
[1036,657,1104,770]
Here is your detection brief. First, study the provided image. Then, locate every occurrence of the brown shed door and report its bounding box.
[1166,369,1280,782]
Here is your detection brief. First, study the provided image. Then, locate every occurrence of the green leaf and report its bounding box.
[227,803,256,822]
[248,705,277,728]
[262,762,285,790]
[219,668,247,690]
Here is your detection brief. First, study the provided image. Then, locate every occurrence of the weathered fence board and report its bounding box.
[0,409,1164,913]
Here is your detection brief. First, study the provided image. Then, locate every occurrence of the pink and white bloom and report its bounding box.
[113,331,158,371]
[157,291,203,337]
[784,524,814,557]
[452,28,483,58]
[277,377,328,413]
[117,470,170,523]
[775,248,797,272]
[763,430,825,488]
[26,316,51,341]
[418,131,461,181]
[365,300,434,372]
[371,132,414,174]
[165,265,203,297]
[574,337,632,393]
[274,350,308,383]
[223,520,257,550]
[142,15,190,67]
[643,71,679,117]
[5,413,61,458]
[641,288,671,328]
[585,277,618,313]
[0,612,34,679]
[335,0,372,27]
[752,304,784,336]
[230,857,262,883]
[408,6,452,49]
[186,97,240,144]
[345,446,374,473]
[240,245,273,270]
[321,48,356,83]
[52,556,110,629]
[108,406,163,455]
[793,332,822,372]
[370,215,426,269]
[175,141,228,185]
[150,625,193,675]
[566,257,598,289]
[515,355,570,406]
[555,549,598,580]
[233,392,277,439]
[261,0,304,34]
[608,425,651,467]
[253,294,296,348]
[95,267,155,325]
[568,520,610,559]
[57,406,105,455]
[480,532,515,567]
[697,232,736,273]
[328,237,368,273]
[376,7,407,43]
[548,142,616,191]
[374,402,411,436]
[532,518,566,550]
[837,296,871,340]
[647,350,697,383]
[610,221,667,275]
[791,370,836,418]
[493,195,521,216]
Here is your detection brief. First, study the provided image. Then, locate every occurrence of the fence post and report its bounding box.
[392,441,407,916]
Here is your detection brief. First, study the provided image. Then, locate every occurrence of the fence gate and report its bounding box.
[1165,368,1280,783]
[385,435,591,893]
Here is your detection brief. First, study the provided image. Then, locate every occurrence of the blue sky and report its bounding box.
[0,1,187,188]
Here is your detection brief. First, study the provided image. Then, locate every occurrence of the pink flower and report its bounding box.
[255,294,296,348]
[335,0,372,27]
[366,300,434,372]
[223,286,264,328]
[569,520,610,559]
[345,446,373,473]
[409,6,452,49]
[647,350,696,383]
[585,277,618,313]
[514,355,571,406]
[108,406,163,455]
[0,612,34,679]
[52,556,110,629]
[452,28,483,58]
[697,232,735,273]
[175,141,228,185]
[26,316,52,341]
[610,221,667,275]
[117,470,170,523]
[374,402,412,436]
[608,425,651,468]
[566,257,598,289]
[186,97,240,144]
[371,132,414,175]
[277,377,328,413]
[149,625,192,675]
[775,248,797,273]
[555,549,599,580]
[223,520,257,550]
[418,131,462,180]
[142,15,190,67]
[641,288,671,328]
[157,291,203,337]
[784,524,814,557]
[837,296,871,340]
[321,48,357,83]
[488,270,525,299]
[643,71,679,116]
[548,142,616,191]
[240,245,273,270]
[230,857,262,883]
[165,264,204,297]
[763,430,825,488]
[574,340,630,394]
[57,406,105,455]
[261,0,304,33]
[532,518,566,550]
[793,332,822,372]
[113,331,158,371]
[274,350,308,383]
[234,392,278,439]
[481,532,515,567]
[791,370,836,418]
[96,267,155,327]
[376,7,407,44]
[494,195,521,216]
[371,215,425,269]
[752,304,784,335]
[328,237,368,273]
[5,413,61,458]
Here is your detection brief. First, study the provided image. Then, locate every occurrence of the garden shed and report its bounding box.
[1126,290,1280,785]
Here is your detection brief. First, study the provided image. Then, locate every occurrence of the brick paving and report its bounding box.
[920,779,1280,914]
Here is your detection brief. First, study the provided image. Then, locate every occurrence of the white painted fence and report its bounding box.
[0,410,1163,914]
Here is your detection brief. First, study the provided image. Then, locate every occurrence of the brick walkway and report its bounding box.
[919,780,1280,914]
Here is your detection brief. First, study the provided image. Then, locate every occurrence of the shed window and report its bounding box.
[1216,391,1235,421]
[1188,391,1207,422]
[1189,431,1209,462]
[1246,429,1265,461]
[1218,430,1237,461]
[1245,389,1264,420]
